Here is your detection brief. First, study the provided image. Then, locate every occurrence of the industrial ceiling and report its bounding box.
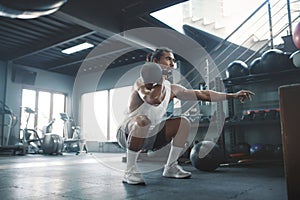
[0,0,187,76]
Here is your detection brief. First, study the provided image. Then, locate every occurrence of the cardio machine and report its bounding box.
[20,107,64,155]
[20,107,43,153]
[0,101,25,155]
[60,113,88,155]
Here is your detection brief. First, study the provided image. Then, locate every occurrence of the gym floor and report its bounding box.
[0,152,287,200]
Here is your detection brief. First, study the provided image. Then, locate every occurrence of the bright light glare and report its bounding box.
[150,0,266,38]
[151,3,184,33]
[61,42,94,55]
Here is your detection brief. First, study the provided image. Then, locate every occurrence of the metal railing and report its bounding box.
[178,0,300,114]
[181,0,300,87]
[218,0,300,74]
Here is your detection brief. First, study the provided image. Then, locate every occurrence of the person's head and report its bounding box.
[146,47,176,70]
[140,62,163,88]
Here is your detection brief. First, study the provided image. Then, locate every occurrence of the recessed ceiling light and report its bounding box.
[61,42,94,55]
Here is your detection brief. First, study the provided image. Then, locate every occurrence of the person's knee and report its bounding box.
[129,115,151,138]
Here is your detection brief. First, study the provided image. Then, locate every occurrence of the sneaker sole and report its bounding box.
[162,173,192,179]
[122,179,146,185]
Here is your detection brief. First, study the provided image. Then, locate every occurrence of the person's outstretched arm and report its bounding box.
[172,84,255,103]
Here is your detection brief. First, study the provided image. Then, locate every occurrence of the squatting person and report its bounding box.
[118,47,254,185]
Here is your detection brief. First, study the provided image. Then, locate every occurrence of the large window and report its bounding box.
[109,86,132,141]
[20,88,67,138]
[81,86,132,142]
[81,90,108,141]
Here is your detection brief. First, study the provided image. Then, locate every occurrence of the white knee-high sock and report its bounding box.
[126,149,140,170]
[166,145,183,167]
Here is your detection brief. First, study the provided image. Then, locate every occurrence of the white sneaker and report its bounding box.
[123,166,145,185]
[163,162,192,179]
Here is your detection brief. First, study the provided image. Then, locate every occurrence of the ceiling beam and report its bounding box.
[59,0,121,35]
[10,27,95,61]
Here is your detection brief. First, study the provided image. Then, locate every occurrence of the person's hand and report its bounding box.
[140,85,151,95]
[235,90,255,103]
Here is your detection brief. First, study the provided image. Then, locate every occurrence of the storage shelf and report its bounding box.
[192,68,293,161]
[225,119,280,126]
[192,119,280,128]
[223,68,300,86]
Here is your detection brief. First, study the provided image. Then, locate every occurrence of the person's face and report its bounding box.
[155,52,176,70]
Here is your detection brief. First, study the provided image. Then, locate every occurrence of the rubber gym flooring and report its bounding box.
[0,152,287,200]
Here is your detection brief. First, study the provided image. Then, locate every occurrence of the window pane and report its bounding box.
[37,91,51,136]
[109,86,132,141]
[52,93,66,137]
[81,91,108,141]
[20,89,36,130]
[20,89,36,140]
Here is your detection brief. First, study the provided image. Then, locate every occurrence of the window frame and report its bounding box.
[20,87,67,137]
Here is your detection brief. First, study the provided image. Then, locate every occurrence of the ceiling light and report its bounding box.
[61,42,94,55]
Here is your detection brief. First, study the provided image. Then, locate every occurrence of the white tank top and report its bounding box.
[128,80,171,125]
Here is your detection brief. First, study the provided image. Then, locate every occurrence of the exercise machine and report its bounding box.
[20,107,64,155]
[60,113,88,155]
[20,107,43,153]
[0,101,26,155]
